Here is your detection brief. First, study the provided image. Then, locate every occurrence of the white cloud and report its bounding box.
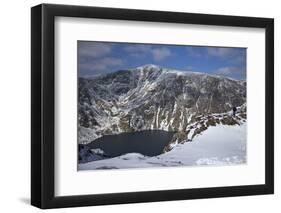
[80,57,124,72]
[207,47,236,57]
[79,42,112,58]
[124,45,152,58]
[124,45,151,53]
[124,45,172,61]
[207,47,246,67]
[151,47,171,61]
[79,42,124,73]
[186,47,204,58]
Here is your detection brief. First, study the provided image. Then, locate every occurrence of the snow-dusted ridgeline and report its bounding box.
[78,122,247,170]
[78,64,246,145]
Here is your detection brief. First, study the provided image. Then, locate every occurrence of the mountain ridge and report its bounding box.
[81,64,246,83]
[78,64,246,146]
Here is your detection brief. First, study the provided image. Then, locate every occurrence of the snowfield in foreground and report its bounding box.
[78,123,246,170]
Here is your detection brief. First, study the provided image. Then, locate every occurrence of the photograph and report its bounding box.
[77,41,247,170]
[30,3,274,209]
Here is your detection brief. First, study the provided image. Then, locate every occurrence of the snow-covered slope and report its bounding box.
[78,122,246,170]
[79,64,246,145]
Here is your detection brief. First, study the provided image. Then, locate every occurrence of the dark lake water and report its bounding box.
[87,130,174,158]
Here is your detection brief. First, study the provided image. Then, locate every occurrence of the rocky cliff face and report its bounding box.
[78,64,246,144]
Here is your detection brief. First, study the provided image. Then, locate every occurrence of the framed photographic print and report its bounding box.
[31,3,274,209]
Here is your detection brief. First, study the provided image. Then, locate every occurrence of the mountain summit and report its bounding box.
[78,65,246,145]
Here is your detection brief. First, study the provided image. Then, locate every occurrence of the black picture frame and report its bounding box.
[31,3,274,209]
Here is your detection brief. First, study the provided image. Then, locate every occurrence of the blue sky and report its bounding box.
[78,41,246,80]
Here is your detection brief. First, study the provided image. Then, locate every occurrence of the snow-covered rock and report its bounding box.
[78,64,246,144]
[78,123,246,170]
